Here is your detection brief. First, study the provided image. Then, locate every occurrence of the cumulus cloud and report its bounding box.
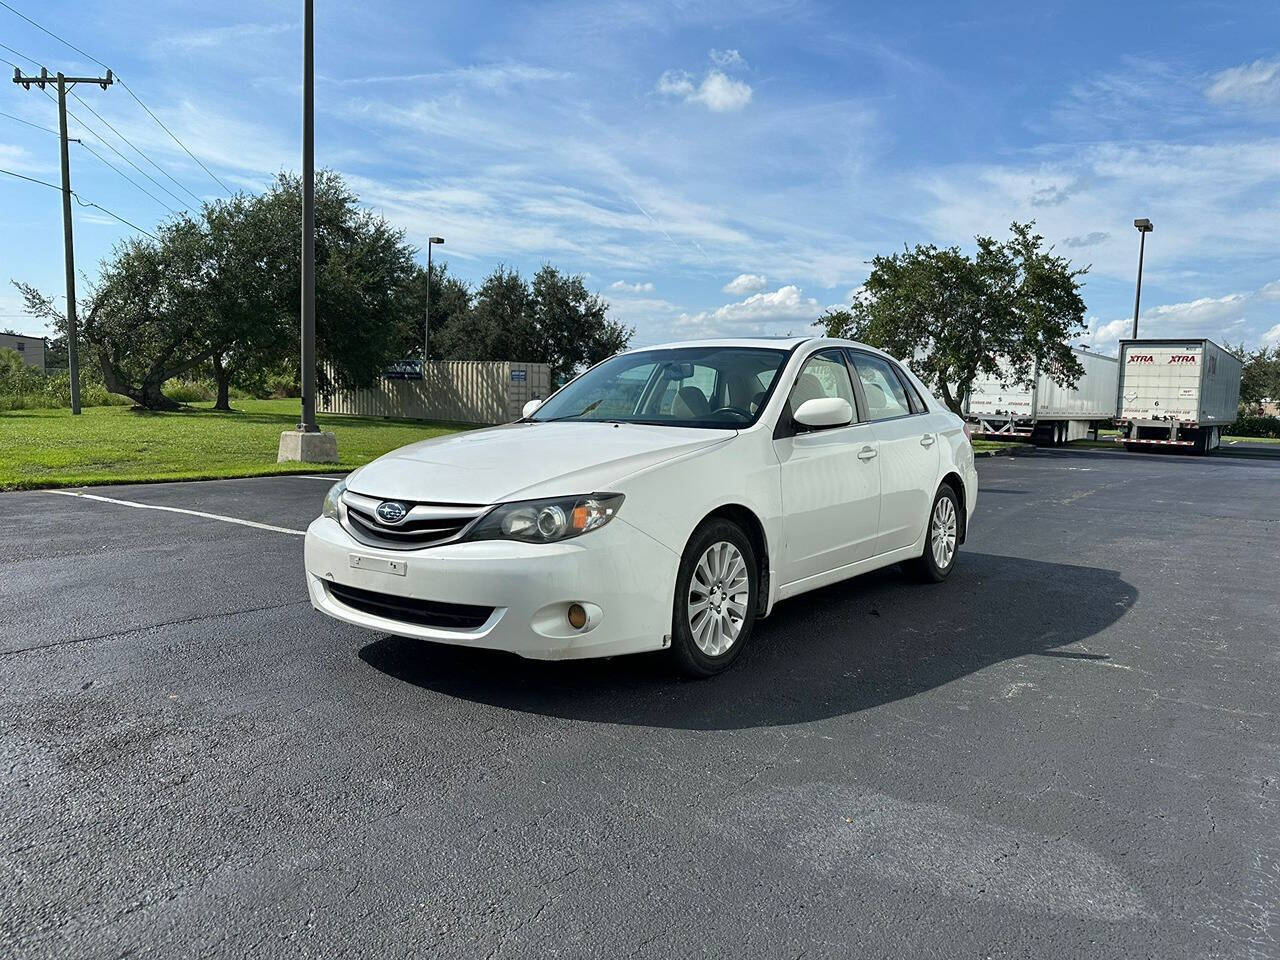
[1085,279,1280,352]
[609,280,655,293]
[1206,56,1280,106]
[1262,323,1280,347]
[709,48,745,69]
[656,52,753,112]
[673,285,829,338]
[722,273,767,295]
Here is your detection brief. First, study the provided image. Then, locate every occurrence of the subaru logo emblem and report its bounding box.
[375,501,408,524]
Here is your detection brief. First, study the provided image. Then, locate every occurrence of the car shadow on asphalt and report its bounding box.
[357,552,1137,731]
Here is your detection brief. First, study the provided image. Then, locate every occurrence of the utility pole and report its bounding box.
[12,66,113,415]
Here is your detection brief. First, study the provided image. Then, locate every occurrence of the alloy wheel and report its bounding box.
[687,540,749,656]
[931,496,958,570]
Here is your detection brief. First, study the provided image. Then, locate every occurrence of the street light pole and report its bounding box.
[277,0,336,463]
[1132,218,1153,340]
[298,0,317,432]
[424,236,444,366]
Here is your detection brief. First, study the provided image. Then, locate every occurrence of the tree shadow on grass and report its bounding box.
[358,552,1137,731]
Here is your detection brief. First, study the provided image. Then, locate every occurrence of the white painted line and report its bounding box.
[296,475,346,481]
[44,490,306,536]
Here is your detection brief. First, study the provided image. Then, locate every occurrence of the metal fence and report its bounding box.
[319,361,552,425]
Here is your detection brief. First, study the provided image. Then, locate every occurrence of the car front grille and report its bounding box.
[327,581,494,630]
[339,491,489,550]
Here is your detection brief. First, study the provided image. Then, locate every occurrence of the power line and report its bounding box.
[115,78,233,196]
[0,108,58,136]
[0,165,59,190]
[73,194,157,239]
[69,89,203,205]
[0,166,158,239]
[0,39,42,66]
[0,0,233,196]
[0,1,108,70]
[42,87,191,210]
[76,140,179,214]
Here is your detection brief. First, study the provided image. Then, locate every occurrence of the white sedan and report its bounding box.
[305,337,978,676]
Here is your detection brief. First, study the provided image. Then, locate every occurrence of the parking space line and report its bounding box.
[44,490,306,536]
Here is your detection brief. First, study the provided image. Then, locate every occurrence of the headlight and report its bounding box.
[464,493,625,544]
[322,479,347,519]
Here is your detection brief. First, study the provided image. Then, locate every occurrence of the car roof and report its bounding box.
[625,336,891,358]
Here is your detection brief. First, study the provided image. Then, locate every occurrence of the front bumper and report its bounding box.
[304,515,680,660]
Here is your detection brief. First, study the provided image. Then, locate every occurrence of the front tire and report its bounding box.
[908,484,960,583]
[670,520,758,678]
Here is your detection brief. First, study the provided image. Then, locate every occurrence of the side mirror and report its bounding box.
[521,398,543,419]
[794,396,853,429]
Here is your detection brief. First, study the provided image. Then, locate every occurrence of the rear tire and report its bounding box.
[670,519,758,678]
[907,484,960,583]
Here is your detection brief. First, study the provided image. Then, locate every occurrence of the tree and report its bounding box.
[1228,343,1280,411]
[435,263,633,384]
[19,215,219,410]
[816,222,1088,414]
[531,265,631,385]
[16,170,425,410]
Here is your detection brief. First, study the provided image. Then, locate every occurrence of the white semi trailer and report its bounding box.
[1115,338,1242,453]
[961,347,1120,445]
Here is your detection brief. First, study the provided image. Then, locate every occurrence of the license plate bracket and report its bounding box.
[348,554,407,577]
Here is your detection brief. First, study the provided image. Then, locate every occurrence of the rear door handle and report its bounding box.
[857,445,878,461]
[920,434,936,447]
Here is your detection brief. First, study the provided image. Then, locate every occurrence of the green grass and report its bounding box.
[1224,434,1280,445]
[0,398,469,491]
[971,439,1022,454]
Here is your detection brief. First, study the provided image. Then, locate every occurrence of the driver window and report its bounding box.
[789,352,856,416]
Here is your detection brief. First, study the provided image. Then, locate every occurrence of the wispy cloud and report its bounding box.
[709,49,746,69]
[1206,56,1280,106]
[152,22,293,53]
[609,280,654,292]
[329,62,569,91]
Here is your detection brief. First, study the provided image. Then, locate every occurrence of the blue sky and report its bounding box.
[2,0,1279,352]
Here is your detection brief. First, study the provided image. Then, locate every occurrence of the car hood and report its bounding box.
[346,421,733,504]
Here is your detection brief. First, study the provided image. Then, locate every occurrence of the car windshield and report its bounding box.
[530,346,790,429]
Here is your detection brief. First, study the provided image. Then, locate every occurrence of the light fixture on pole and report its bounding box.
[424,236,444,365]
[1131,218,1153,339]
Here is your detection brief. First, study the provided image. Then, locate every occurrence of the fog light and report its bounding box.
[566,603,588,630]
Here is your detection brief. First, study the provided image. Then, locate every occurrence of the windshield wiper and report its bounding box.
[535,399,606,422]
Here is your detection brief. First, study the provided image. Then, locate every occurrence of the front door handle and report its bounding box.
[920,434,936,447]
[857,445,878,461]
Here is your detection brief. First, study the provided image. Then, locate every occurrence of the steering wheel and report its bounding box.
[710,405,753,421]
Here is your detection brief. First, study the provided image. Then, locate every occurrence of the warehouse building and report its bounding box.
[0,332,46,372]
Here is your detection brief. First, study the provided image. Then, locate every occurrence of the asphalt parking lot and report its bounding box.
[2,447,1278,959]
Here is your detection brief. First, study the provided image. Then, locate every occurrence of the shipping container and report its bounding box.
[961,347,1119,445]
[1115,338,1242,453]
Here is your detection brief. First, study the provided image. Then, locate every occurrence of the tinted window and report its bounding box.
[850,353,914,421]
[531,346,789,428]
[789,351,857,414]
[896,367,928,413]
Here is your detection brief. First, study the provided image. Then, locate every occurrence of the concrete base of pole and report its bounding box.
[277,429,338,464]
